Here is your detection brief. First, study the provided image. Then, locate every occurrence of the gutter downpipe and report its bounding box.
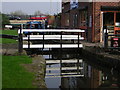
[92,1,95,42]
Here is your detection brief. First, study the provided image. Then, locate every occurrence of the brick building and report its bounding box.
[61,0,120,42]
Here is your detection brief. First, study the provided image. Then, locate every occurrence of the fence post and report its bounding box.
[28,35,30,48]
[78,32,80,49]
[60,31,62,76]
[60,31,62,49]
[18,24,23,54]
[77,32,81,56]
[43,33,44,49]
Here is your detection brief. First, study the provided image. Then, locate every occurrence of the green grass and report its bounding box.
[0,38,18,44]
[1,30,18,35]
[0,55,2,90]
[0,30,18,44]
[2,55,36,88]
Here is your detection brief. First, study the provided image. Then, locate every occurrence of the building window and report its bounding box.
[116,12,120,24]
[103,12,114,26]
[73,14,78,28]
[80,10,87,27]
[65,13,69,26]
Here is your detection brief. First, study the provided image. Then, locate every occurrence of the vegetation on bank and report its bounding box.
[2,55,36,88]
[1,14,10,29]
[0,38,18,44]
[0,29,18,44]
[0,56,2,90]
[1,30,18,35]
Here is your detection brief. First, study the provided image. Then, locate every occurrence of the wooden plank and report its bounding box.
[45,74,84,78]
[46,67,60,70]
[62,44,83,48]
[23,35,84,40]
[23,44,83,48]
[46,60,60,64]
[46,73,60,75]
[46,67,83,71]
[46,59,83,64]
[46,72,80,76]
[62,59,82,63]
[61,67,83,70]
[61,72,81,75]
[18,29,85,33]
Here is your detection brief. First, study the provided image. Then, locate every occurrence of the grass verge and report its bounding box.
[2,55,36,88]
[0,55,2,90]
[0,38,18,44]
[1,30,18,35]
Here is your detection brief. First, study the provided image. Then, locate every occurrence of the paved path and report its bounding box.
[81,41,120,60]
[0,44,18,55]
[81,41,103,47]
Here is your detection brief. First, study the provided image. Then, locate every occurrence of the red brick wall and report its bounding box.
[61,13,65,27]
[94,2,120,42]
[87,3,93,42]
[69,9,78,28]
[61,1,120,42]
[61,2,70,28]
[78,2,93,42]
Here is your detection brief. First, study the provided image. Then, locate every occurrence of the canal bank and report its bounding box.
[81,41,120,71]
[2,41,120,88]
[1,43,47,88]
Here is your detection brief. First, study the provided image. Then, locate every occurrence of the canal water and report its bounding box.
[43,48,120,88]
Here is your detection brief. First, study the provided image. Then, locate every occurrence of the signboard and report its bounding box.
[70,0,78,9]
[111,37,120,48]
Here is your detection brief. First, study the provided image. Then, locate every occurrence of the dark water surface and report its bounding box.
[43,48,120,89]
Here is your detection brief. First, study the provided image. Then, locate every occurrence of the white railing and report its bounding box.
[18,29,85,33]
[45,59,84,78]
[18,29,85,50]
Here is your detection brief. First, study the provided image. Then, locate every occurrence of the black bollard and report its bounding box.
[18,24,23,54]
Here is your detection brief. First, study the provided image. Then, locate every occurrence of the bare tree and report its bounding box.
[10,10,29,19]
[45,12,50,16]
[34,10,43,16]
[10,10,27,16]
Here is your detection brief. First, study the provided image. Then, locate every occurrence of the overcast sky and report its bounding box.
[2,0,117,15]
[1,0,62,15]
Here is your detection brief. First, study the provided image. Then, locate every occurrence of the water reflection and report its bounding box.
[43,48,120,88]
